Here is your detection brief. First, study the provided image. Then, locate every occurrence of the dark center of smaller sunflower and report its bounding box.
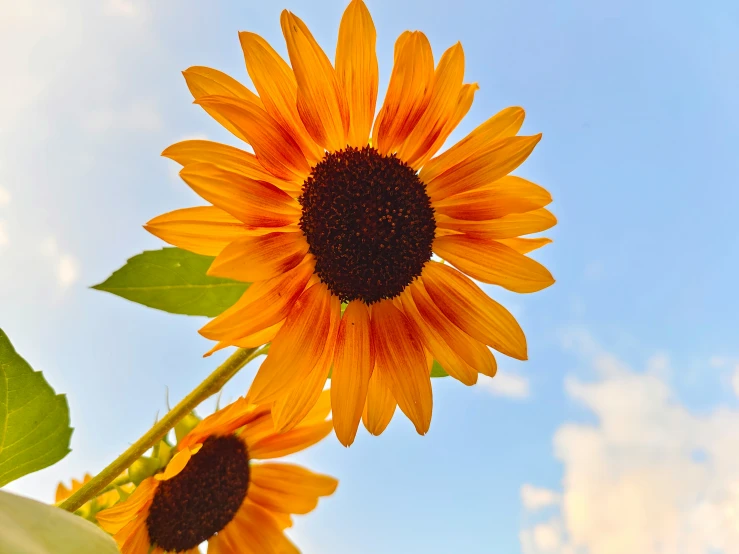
[299,146,436,304]
[146,435,249,552]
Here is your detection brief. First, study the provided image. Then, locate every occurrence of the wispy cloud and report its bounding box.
[520,332,739,554]
[478,373,530,399]
[41,237,80,288]
[521,484,560,510]
[0,186,10,206]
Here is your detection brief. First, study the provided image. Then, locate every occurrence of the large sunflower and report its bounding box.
[146,0,555,446]
[96,392,337,554]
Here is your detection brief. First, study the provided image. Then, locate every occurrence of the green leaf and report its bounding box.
[92,248,249,317]
[0,490,119,554]
[430,360,449,378]
[0,330,72,487]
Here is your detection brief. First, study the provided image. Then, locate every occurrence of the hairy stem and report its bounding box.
[59,346,265,512]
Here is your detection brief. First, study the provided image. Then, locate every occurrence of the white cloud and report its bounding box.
[0,220,8,247]
[41,236,80,288]
[105,0,139,17]
[521,484,560,510]
[0,186,10,206]
[478,373,530,399]
[709,356,727,368]
[521,333,739,554]
[732,365,739,398]
[57,255,80,288]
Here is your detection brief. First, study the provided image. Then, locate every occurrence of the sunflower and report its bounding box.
[96,392,337,554]
[56,473,135,522]
[146,0,555,446]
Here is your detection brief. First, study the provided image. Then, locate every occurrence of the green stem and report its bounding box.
[59,346,265,513]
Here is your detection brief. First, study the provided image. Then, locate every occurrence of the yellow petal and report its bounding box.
[200,257,314,343]
[155,445,197,481]
[426,134,542,202]
[433,234,555,293]
[239,32,324,164]
[162,139,300,195]
[195,95,311,182]
[397,42,465,168]
[436,208,557,240]
[372,31,434,154]
[182,66,261,143]
[421,261,528,359]
[145,206,247,257]
[497,237,552,254]
[336,0,378,147]
[177,163,301,228]
[398,286,478,385]
[361,361,396,436]
[370,300,432,435]
[248,463,338,515]
[119,517,151,554]
[246,283,338,404]
[249,420,334,459]
[331,300,374,446]
[419,106,525,183]
[433,175,552,220]
[208,231,309,283]
[414,82,478,169]
[281,10,349,152]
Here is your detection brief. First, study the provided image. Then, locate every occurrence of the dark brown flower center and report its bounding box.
[146,435,249,552]
[299,146,436,304]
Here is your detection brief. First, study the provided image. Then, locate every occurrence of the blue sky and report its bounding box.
[2,0,739,552]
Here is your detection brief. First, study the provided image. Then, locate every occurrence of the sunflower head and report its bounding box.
[97,392,336,554]
[147,0,555,446]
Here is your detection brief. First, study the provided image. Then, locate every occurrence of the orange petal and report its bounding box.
[208,231,309,283]
[246,283,338,404]
[248,463,338,515]
[436,208,557,240]
[398,285,478,385]
[281,10,349,152]
[96,478,157,534]
[200,258,314,343]
[119,517,151,554]
[155,446,196,481]
[145,206,247,257]
[161,140,300,196]
[202,321,283,358]
[331,300,374,446]
[397,42,465,168]
[372,31,434,154]
[370,300,432,435]
[336,0,378,147]
[497,237,552,254]
[361,361,396,436]
[180,398,269,451]
[433,175,553,220]
[426,134,542,202]
[249,420,334,459]
[225,500,299,554]
[239,32,324,164]
[177,163,300,228]
[195,95,311,182]
[419,106,525,183]
[433,235,555,293]
[182,66,261,143]
[270,298,340,432]
[414,82,478,169]
[421,261,528,359]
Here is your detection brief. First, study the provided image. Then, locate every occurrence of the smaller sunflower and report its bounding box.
[97,392,337,554]
[56,473,135,522]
